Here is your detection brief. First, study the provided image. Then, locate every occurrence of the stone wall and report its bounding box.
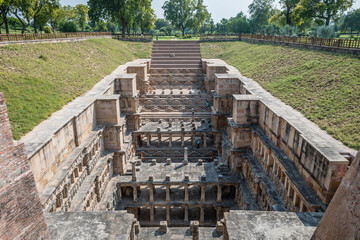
[312,150,360,240]
[204,59,352,205]
[0,93,50,239]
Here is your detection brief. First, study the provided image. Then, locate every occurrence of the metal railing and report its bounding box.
[0,32,111,42]
[200,33,360,49]
[241,34,360,49]
[112,34,153,41]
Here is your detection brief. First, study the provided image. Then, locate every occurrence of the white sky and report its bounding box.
[60,0,360,23]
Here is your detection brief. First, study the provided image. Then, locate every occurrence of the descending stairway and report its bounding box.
[151,41,202,69]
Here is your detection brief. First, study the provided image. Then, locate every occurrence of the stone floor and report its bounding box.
[135,227,223,240]
[45,211,134,240]
[225,211,324,240]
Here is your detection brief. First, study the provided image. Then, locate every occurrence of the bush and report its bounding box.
[280,25,296,36]
[59,21,79,33]
[44,26,53,34]
[317,26,335,39]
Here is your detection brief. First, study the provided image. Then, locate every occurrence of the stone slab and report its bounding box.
[45,211,134,240]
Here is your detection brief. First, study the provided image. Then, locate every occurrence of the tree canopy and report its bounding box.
[88,0,156,37]
[162,0,209,36]
[293,0,354,26]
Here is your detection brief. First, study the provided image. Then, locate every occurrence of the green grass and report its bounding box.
[201,41,360,150]
[0,38,152,140]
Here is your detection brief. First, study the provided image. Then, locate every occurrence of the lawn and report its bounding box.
[201,41,360,150]
[0,38,152,139]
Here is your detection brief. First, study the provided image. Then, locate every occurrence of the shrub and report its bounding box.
[317,26,335,39]
[59,21,79,33]
[44,26,53,34]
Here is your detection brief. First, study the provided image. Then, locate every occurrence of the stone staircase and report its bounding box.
[150,41,203,75]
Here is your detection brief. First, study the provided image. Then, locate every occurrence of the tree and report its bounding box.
[10,0,32,34]
[0,0,12,34]
[155,18,168,29]
[294,0,353,26]
[227,12,252,34]
[134,0,156,34]
[340,9,360,35]
[59,20,78,32]
[249,0,275,31]
[163,0,208,36]
[193,0,209,33]
[88,0,146,38]
[75,4,88,31]
[216,18,229,33]
[269,0,299,26]
[29,0,59,33]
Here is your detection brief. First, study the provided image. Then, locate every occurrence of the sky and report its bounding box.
[60,0,360,23]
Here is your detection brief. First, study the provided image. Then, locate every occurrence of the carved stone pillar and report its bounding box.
[184,205,189,222]
[149,183,154,202]
[203,133,207,148]
[166,185,170,202]
[166,206,171,223]
[158,134,161,147]
[168,133,172,147]
[133,185,138,202]
[217,185,222,203]
[216,207,221,221]
[150,206,154,223]
[131,160,136,181]
[184,185,189,203]
[181,133,185,147]
[200,207,204,223]
[200,185,205,203]
[147,134,151,148]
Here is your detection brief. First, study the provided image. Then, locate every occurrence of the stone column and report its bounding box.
[184,206,189,222]
[184,185,189,203]
[168,133,172,147]
[181,133,185,147]
[203,133,207,148]
[133,134,139,147]
[158,134,161,147]
[150,206,154,223]
[200,207,204,223]
[149,183,154,202]
[133,185,138,202]
[131,160,136,181]
[200,185,205,203]
[117,185,122,200]
[192,133,196,147]
[166,206,171,223]
[217,185,222,203]
[184,147,188,165]
[166,185,170,202]
[147,134,151,148]
[216,207,221,221]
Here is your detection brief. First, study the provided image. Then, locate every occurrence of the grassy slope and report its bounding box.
[201,41,360,149]
[0,38,152,140]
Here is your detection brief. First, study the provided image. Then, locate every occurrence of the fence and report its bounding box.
[200,34,360,50]
[113,34,153,42]
[240,34,360,49]
[0,32,112,43]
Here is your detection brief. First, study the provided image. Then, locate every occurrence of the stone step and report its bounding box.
[150,64,202,69]
[152,47,200,51]
[151,60,202,64]
[151,57,201,61]
[150,68,203,74]
[153,40,199,45]
[151,53,201,57]
[152,50,201,54]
